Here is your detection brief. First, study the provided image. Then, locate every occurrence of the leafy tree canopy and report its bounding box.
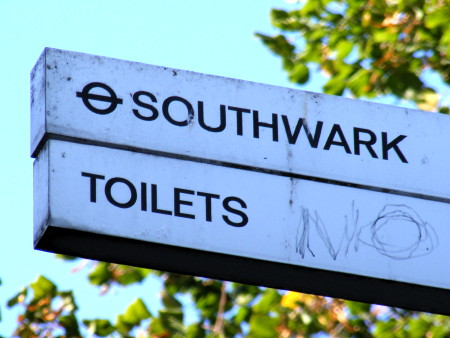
[256,0,450,113]
[6,260,450,337]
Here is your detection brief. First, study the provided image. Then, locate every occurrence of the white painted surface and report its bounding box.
[31,48,450,200]
[35,140,450,290]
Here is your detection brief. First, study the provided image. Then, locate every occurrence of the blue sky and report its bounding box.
[0,0,319,334]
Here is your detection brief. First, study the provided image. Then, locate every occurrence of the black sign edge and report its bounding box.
[36,225,450,316]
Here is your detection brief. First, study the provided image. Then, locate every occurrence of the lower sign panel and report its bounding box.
[34,140,450,314]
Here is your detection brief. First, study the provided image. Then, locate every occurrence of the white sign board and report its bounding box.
[34,139,450,314]
[31,48,450,202]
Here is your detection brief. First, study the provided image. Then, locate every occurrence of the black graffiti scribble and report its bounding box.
[295,207,354,260]
[295,208,315,259]
[296,203,437,261]
[344,201,359,255]
[357,204,438,260]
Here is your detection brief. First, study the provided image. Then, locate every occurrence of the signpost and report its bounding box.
[32,48,450,315]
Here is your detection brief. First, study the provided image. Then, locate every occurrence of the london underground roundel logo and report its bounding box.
[76,82,123,115]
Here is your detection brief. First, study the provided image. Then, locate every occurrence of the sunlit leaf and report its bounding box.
[7,287,28,308]
[116,298,151,334]
[30,275,56,302]
[249,314,278,338]
[289,63,309,83]
[336,40,354,60]
[425,7,450,28]
[186,323,205,338]
[88,262,113,286]
[83,319,115,337]
[253,289,281,314]
[346,301,371,316]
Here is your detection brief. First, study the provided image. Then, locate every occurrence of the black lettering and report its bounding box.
[253,111,279,142]
[162,96,194,126]
[281,116,323,147]
[198,102,226,132]
[222,196,248,227]
[132,91,159,121]
[197,191,220,222]
[323,124,352,154]
[354,127,378,158]
[141,182,147,211]
[81,172,105,203]
[105,177,137,208]
[174,188,195,219]
[151,184,172,215]
[382,132,408,163]
[228,106,251,136]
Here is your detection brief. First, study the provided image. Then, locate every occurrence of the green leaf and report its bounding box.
[407,317,432,337]
[440,28,450,45]
[193,285,222,320]
[374,318,397,335]
[386,70,423,96]
[234,306,251,324]
[162,290,183,310]
[425,7,450,29]
[59,314,81,337]
[271,9,289,22]
[253,289,281,314]
[186,323,205,338]
[149,318,167,336]
[7,287,28,308]
[439,106,450,114]
[308,28,327,42]
[255,33,295,58]
[83,319,115,337]
[55,254,79,261]
[336,40,354,60]
[301,0,320,16]
[58,291,78,311]
[158,309,185,335]
[373,30,398,43]
[249,314,278,338]
[116,298,152,334]
[346,301,371,316]
[115,266,150,286]
[88,262,113,286]
[288,63,309,84]
[347,68,372,97]
[30,275,57,302]
[323,76,346,95]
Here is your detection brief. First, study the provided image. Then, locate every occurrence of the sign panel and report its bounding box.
[31,48,450,202]
[35,139,450,314]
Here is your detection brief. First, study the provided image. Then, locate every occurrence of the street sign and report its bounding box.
[31,48,450,202]
[35,139,450,314]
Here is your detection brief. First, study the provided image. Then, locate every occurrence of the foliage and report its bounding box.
[256,0,450,113]
[6,275,80,337]
[6,260,450,337]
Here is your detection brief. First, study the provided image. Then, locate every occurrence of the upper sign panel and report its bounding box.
[31,48,450,200]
